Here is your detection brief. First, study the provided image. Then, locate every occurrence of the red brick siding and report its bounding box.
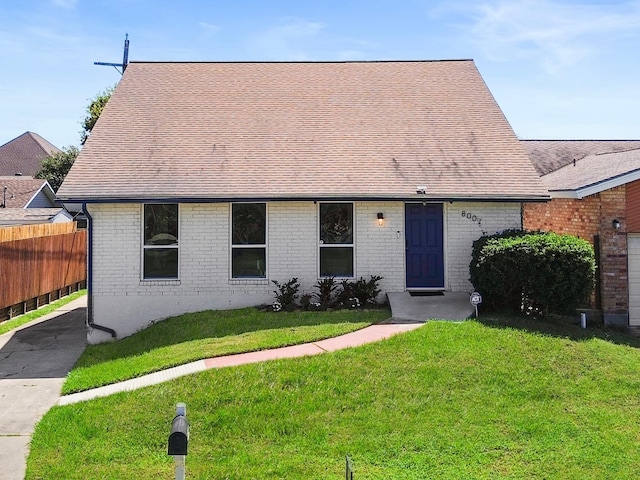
[523,186,628,316]
[626,180,640,233]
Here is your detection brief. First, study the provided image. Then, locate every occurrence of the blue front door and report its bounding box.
[405,203,444,289]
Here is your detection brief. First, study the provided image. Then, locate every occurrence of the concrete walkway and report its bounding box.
[0,296,87,480]
[59,322,422,405]
[387,291,474,322]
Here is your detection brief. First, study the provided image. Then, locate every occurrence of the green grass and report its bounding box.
[30,316,640,479]
[62,307,387,394]
[0,290,86,336]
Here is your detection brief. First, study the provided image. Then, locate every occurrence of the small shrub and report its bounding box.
[271,277,300,311]
[314,277,339,309]
[335,279,355,307]
[299,294,312,310]
[335,275,383,308]
[351,275,383,306]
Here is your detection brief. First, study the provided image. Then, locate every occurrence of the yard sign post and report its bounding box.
[470,292,482,318]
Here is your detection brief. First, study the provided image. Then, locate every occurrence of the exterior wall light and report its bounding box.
[377,212,384,226]
[613,219,621,230]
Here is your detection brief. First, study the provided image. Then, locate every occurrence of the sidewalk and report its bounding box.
[59,322,422,405]
[0,296,87,480]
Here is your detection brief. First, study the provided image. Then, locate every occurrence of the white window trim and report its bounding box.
[141,203,180,281]
[230,202,268,280]
[318,202,355,279]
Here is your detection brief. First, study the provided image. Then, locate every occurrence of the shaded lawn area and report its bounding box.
[32,318,640,479]
[63,307,389,394]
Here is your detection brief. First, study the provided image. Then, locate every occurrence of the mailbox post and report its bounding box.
[168,402,189,480]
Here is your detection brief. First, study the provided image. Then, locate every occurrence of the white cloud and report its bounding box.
[253,18,327,60]
[199,22,220,33]
[446,0,640,74]
[51,0,78,8]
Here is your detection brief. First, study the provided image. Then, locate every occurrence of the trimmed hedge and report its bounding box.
[470,230,596,315]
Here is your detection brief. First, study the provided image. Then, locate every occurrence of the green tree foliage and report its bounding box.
[470,230,596,316]
[80,86,114,145]
[35,146,79,192]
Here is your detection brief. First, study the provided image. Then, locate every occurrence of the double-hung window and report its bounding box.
[319,203,354,277]
[231,203,267,278]
[143,204,179,279]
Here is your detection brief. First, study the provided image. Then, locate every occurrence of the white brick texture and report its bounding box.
[88,201,521,342]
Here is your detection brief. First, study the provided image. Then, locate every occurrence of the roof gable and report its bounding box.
[540,147,640,198]
[522,140,640,176]
[0,177,56,208]
[0,132,60,177]
[58,60,548,202]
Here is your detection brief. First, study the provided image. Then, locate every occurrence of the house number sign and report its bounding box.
[461,210,482,226]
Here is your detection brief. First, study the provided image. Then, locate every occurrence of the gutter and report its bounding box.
[82,203,117,338]
[61,194,552,205]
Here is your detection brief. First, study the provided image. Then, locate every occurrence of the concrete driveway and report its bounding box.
[0,297,87,480]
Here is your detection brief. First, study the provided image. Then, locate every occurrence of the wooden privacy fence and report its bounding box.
[0,223,87,320]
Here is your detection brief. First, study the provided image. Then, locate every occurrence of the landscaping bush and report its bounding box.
[271,277,300,311]
[470,230,596,315]
[313,277,339,309]
[335,275,383,307]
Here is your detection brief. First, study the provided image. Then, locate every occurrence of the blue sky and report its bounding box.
[1,0,639,149]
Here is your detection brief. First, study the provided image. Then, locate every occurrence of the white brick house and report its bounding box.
[58,60,548,343]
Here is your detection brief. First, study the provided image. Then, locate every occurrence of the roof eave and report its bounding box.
[58,193,551,204]
[547,167,640,199]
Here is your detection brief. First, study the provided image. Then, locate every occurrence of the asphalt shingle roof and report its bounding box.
[521,140,640,176]
[0,132,60,177]
[0,177,51,208]
[540,148,640,195]
[58,60,548,202]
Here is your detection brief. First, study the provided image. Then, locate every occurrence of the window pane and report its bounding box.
[320,204,353,244]
[144,204,178,245]
[320,247,353,277]
[232,248,266,278]
[232,204,266,245]
[144,249,178,278]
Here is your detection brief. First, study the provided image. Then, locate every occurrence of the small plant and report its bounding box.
[314,277,339,309]
[271,277,300,311]
[299,294,312,310]
[351,275,383,306]
[335,275,384,308]
[335,279,355,307]
[345,297,361,309]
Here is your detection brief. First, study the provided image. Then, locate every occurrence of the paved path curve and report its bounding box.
[0,297,87,480]
[59,322,422,406]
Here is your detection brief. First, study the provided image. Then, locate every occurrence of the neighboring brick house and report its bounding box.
[0,131,60,177]
[522,140,640,327]
[57,60,548,343]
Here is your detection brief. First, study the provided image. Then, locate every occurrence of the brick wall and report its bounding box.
[523,187,628,325]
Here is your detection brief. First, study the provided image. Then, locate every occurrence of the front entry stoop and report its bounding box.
[385,291,473,323]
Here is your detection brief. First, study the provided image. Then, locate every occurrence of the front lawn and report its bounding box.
[63,307,387,394]
[32,318,640,479]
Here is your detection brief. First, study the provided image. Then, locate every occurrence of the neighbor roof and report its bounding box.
[0,132,60,177]
[0,208,71,226]
[58,60,548,202]
[0,177,56,208]
[540,147,640,198]
[521,140,640,176]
